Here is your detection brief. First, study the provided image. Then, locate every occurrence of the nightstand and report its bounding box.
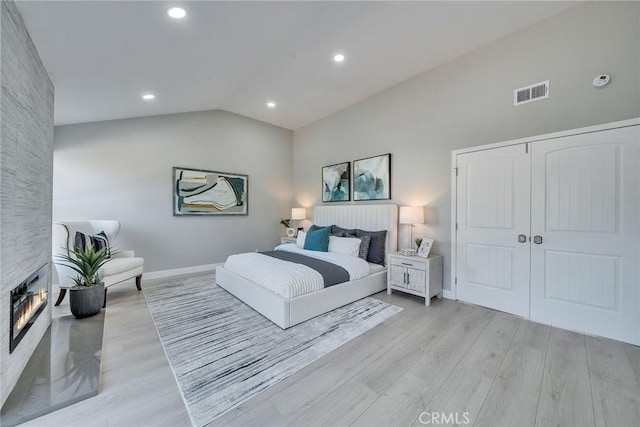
[280,236,297,245]
[387,252,443,306]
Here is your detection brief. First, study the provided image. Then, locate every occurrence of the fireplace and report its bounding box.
[10,264,49,353]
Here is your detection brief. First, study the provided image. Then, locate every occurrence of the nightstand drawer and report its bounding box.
[390,257,425,270]
[280,236,297,245]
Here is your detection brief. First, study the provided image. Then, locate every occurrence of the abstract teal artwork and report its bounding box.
[322,162,350,202]
[353,153,391,201]
[173,167,248,216]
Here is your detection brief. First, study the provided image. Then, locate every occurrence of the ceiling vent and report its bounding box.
[513,80,549,106]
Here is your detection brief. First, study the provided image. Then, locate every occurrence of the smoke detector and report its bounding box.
[592,74,611,88]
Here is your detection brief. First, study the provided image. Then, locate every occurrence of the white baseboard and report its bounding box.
[442,289,455,300]
[143,263,222,281]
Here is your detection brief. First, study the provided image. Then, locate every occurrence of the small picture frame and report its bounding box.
[417,238,434,258]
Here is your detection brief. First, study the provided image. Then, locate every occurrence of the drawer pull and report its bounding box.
[401,262,413,266]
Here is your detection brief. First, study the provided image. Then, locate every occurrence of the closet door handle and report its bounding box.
[518,234,527,243]
[533,235,543,244]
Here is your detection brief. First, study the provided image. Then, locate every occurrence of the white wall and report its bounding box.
[54,110,293,273]
[0,0,54,406]
[292,1,640,292]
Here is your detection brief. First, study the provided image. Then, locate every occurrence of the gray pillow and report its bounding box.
[331,225,356,237]
[355,235,372,261]
[354,229,387,265]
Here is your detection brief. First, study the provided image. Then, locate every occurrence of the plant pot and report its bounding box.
[69,283,104,319]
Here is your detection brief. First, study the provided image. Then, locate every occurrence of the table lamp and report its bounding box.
[291,208,306,236]
[399,206,424,254]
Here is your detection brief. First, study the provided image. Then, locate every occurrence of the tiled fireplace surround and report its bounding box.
[0,0,55,408]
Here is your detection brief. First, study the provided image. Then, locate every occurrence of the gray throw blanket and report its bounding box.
[261,251,349,287]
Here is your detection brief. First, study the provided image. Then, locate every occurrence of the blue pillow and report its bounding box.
[303,226,330,252]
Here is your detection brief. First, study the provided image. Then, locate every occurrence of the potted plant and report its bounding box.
[280,218,295,237]
[56,244,111,318]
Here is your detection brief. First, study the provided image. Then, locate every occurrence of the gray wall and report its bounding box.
[293,1,640,292]
[0,0,54,405]
[53,110,293,272]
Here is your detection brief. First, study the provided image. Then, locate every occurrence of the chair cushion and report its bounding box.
[75,230,110,257]
[100,257,144,276]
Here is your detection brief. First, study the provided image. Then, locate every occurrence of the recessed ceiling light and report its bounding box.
[142,94,155,100]
[167,7,186,19]
[267,101,277,109]
[333,53,345,63]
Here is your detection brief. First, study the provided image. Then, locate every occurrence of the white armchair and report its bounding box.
[52,221,144,307]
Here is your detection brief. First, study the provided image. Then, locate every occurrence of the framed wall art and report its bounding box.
[353,153,391,201]
[322,162,350,202]
[173,167,248,216]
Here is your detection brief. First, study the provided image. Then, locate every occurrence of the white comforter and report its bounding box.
[223,244,371,299]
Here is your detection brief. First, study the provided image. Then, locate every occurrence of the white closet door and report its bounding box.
[456,145,531,317]
[530,126,639,345]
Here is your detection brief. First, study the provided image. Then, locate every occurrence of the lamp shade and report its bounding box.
[399,206,424,224]
[291,208,306,220]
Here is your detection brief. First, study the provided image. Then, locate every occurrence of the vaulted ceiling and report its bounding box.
[16,1,578,129]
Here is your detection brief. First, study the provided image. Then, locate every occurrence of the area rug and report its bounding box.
[143,271,401,426]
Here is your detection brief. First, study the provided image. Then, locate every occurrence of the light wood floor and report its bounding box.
[25,277,640,427]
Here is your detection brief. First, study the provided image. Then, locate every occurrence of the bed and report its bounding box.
[216,204,398,328]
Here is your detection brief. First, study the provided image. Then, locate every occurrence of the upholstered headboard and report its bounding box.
[313,204,398,254]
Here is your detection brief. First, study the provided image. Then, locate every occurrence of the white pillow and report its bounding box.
[328,236,361,257]
[296,231,307,248]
